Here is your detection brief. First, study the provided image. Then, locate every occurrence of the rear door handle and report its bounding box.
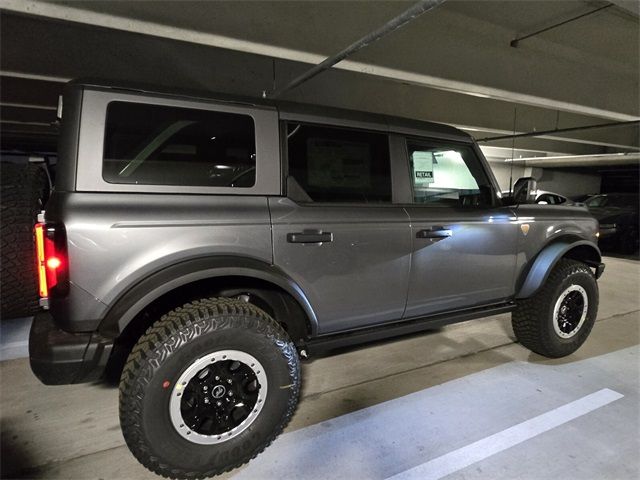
[416,227,452,239]
[287,231,333,244]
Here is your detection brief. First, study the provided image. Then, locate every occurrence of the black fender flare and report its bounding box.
[516,239,602,299]
[98,256,319,337]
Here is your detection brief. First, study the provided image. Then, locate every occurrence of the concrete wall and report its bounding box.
[485,159,525,192]
[536,169,601,198]
[486,160,601,197]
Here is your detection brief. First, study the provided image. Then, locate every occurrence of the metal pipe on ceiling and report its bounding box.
[510,3,614,48]
[477,120,640,143]
[505,152,640,167]
[266,0,446,99]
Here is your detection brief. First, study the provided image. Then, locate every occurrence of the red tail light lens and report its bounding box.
[34,222,69,298]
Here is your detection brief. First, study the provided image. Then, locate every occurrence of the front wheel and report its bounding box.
[512,259,598,358]
[119,298,300,479]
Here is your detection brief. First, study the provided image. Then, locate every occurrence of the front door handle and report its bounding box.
[416,227,452,239]
[287,231,333,244]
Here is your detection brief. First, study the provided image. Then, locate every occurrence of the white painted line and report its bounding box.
[387,388,624,480]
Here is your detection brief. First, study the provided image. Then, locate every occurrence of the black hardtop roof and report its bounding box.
[70,78,472,142]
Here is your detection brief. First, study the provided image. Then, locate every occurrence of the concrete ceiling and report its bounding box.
[1,0,638,166]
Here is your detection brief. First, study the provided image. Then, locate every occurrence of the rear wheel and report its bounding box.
[119,297,300,479]
[512,259,598,358]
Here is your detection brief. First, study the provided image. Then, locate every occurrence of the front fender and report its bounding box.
[516,240,602,299]
[98,256,319,337]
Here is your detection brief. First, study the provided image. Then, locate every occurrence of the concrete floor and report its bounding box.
[1,255,638,480]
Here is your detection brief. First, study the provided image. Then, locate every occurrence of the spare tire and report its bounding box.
[1,162,49,319]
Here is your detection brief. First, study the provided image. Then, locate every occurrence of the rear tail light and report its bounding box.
[34,222,69,298]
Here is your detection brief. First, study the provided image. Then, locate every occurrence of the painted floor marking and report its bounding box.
[387,388,624,480]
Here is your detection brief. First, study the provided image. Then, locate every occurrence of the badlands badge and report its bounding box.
[520,224,530,236]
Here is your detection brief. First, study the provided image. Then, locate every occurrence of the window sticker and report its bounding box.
[306,138,371,189]
[412,151,434,186]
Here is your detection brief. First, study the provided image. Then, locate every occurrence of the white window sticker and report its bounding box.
[306,138,371,189]
[412,151,434,186]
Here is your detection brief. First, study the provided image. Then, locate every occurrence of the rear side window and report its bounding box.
[103,102,256,187]
[287,123,391,203]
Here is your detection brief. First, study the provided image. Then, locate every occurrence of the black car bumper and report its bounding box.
[29,311,113,385]
[583,259,606,279]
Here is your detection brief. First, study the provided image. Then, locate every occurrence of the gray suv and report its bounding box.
[30,80,604,479]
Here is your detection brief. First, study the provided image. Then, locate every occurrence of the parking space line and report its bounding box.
[386,388,624,480]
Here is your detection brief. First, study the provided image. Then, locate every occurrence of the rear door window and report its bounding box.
[287,123,392,203]
[103,102,256,187]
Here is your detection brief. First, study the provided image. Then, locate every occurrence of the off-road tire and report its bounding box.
[0,163,49,318]
[119,297,300,479]
[512,259,598,358]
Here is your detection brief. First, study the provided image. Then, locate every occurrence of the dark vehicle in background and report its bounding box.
[571,193,597,204]
[501,189,573,206]
[534,190,572,205]
[586,193,639,254]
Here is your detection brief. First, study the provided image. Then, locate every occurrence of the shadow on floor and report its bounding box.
[1,418,39,479]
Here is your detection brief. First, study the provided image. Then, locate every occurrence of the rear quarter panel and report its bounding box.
[45,192,272,330]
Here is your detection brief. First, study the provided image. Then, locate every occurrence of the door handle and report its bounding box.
[416,227,452,239]
[287,231,333,244]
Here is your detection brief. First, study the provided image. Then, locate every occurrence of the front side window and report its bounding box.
[287,123,392,203]
[407,140,493,207]
[103,102,256,187]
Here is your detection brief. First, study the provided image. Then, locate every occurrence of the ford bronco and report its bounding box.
[29,80,604,478]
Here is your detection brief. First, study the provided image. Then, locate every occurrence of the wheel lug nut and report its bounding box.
[216,401,222,407]
[204,398,210,404]
[215,376,220,381]
[228,391,233,396]
[203,386,208,391]
[227,379,232,384]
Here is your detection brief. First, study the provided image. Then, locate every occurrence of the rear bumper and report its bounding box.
[598,226,617,239]
[29,311,113,385]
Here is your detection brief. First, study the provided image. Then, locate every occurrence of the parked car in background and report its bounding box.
[534,190,573,205]
[502,189,573,205]
[585,193,639,254]
[571,193,597,204]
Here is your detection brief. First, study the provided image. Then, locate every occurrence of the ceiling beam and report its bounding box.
[507,152,640,167]
[1,0,637,122]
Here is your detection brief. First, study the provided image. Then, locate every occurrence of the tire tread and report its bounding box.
[119,297,300,479]
[513,258,597,358]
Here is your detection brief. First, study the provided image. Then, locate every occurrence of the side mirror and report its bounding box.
[512,177,538,204]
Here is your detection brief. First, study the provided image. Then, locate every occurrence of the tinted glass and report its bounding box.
[407,141,492,207]
[103,102,256,187]
[585,196,606,207]
[287,123,391,203]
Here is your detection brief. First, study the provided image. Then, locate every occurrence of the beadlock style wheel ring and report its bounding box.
[169,350,268,445]
[553,284,589,339]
